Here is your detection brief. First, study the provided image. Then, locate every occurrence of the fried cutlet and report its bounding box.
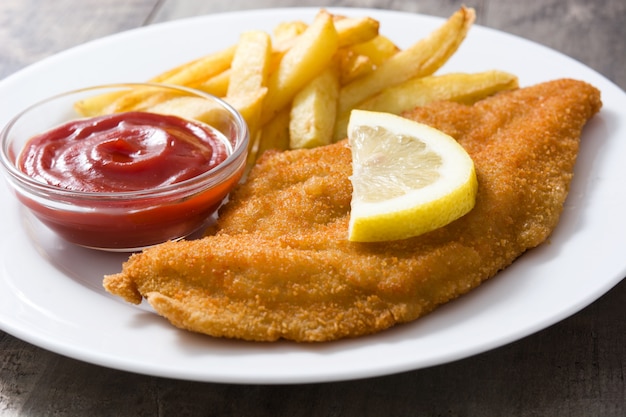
[104,78,602,342]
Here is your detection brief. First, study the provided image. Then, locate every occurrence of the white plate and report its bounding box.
[1,8,625,384]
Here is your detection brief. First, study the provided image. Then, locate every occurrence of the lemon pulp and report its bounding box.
[348,110,477,242]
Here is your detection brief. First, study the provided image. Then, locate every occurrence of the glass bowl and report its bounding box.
[0,83,249,251]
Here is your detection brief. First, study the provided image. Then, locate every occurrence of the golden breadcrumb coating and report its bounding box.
[104,79,601,342]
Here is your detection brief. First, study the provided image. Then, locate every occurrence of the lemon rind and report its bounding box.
[348,167,477,242]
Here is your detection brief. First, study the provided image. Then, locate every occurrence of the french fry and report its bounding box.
[332,70,518,141]
[157,45,236,87]
[195,69,231,97]
[102,89,182,114]
[148,56,205,83]
[225,88,268,152]
[255,107,291,160]
[260,10,339,125]
[349,35,399,67]
[225,89,268,124]
[74,88,161,116]
[336,49,374,85]
[336,35,399,85]
[74,46,236,116]
[337,6,475,114]
[333,15,380,47]
[289,65,340,149]
[270,11,378,79]
[145,96,231,127]
[273,14,378,55]
[269,21,309,76]
[75,90,126,116]
[226,30,272,144]
[359,70,518,114]
[332,113,350,142]
[227,31,272,97]
[273,20,308,52]
[73,6,519,165]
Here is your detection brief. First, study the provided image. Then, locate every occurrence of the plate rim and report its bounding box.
[1,7,625,384]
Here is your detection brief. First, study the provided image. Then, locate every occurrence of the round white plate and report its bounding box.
[0,8,625,384]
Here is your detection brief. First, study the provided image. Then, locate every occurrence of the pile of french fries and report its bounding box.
[75,6,518,164]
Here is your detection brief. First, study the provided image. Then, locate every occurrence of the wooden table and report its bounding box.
[1,1,624,415]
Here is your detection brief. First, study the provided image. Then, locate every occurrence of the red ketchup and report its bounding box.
[19,111,228,192]
[16,111,242,249]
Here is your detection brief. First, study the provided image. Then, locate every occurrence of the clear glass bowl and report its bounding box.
[0,83,249,251]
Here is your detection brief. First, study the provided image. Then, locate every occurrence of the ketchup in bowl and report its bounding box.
[0,84,249,251]
[19,111,229,193]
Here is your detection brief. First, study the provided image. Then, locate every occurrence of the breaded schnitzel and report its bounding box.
[104,79,601,342]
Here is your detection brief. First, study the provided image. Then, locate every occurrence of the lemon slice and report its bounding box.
[347,110,478,242]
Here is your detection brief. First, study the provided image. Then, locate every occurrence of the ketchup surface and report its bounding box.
[18,111,229,192]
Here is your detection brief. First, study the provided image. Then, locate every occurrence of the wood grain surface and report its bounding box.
[0,0,624,416]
